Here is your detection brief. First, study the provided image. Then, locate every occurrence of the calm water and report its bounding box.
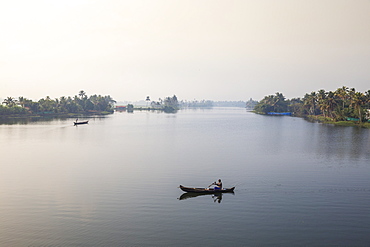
[0,108,369,246]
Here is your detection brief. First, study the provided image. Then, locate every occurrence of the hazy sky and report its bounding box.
[1,0,369,102]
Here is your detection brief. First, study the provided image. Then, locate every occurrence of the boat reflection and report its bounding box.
[178,192,235,203]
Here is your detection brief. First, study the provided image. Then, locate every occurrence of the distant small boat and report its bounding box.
[267,112,292,116]
[179,185,235,193]
[74,120,89,126]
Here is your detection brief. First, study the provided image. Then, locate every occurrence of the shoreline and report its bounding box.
[0,111,113,120]
[253,111,370,129]
[304,115,370,129]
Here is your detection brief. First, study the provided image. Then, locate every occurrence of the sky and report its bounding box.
[1,0,369,102]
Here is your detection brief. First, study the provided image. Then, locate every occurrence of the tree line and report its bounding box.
[178,100,256,108]
[149,95,179,113]
[254,86,370,122]
[179,99,213,108]
[1,90,116,116]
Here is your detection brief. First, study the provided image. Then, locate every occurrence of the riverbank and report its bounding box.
[253,111,370,129]
[0,111,113,120]
[305,115,370,128]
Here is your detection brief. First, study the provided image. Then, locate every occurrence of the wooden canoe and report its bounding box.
[74,120,89,125]
[179,185,235,193]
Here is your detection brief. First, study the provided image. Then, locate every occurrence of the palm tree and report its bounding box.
[59,96,68,113]
[89,94,99,110]
[333,86,350,120]
[103,95,116,111]
[303,92,317,115]
[38,96,55,112]
[265,95,275,109]
[317,89,328,117]
[365,90,370,120]
[288,98,303,115]
[272,92,286,112]
[2,97,17,107]
[326,91,338,119]
[365,90,370,108]
[79,90,86,99]
[351,92,365,122]
[334,86,349,109]
[146,96,150,107]
[253,95,274,114]
[18,96,26,108]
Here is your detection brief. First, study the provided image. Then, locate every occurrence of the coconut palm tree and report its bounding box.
[317,89,328,117]
[333,86,350,120]
[18,96,26,108]
[2,97,17,107]
[303,92,317,115]
[334,86,349,109]
[351,92,365,122]
[58,96,68,113]
[326,91,338,119]
[253,95,273,114]
[79,90,86,99]
[271,92,286,112]
[38,96,55,112]
[364,90,370,108]
[146,96,150,107]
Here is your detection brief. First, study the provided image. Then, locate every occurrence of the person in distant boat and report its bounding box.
[212,179,222,190]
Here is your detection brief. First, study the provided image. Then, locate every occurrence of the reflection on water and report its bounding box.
[0,116,107,125]
[178,192,235,203]
[0,118,42,125]
[307,123,370,162]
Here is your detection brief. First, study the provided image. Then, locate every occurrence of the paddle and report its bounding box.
[208,182,216,188]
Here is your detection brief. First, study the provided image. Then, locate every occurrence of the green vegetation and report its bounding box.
[254,86,370,128]
[150,95,179,113]
[180,99,213,108]
[116,95,180,113]
[178,100,256,108]
[254,92,290,114]
[245,98,258,110]
[1,91,116,117]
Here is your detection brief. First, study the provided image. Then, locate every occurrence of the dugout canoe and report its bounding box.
[74,120,89,125]
[179,185,235,193]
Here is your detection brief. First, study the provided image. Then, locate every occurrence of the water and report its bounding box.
[0,108,369,246]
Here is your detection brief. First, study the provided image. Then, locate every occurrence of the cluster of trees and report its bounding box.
[150,95,179,113]
[179,100,256,108]
[254,86,370,122]
[1,91,116,116]
[254,92,289,114]
[179,100,213,108]
[245,98,258,110]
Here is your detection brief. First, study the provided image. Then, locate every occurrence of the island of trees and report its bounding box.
[117,95,180,113]
[1,91,116,117]
[149,95,179,113]
[254,86,370,127]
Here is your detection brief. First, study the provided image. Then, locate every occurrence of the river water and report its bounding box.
[0,108,369,246]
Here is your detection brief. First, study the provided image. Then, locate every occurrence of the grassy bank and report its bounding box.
[253,111,370,129]
[305,115,370,128]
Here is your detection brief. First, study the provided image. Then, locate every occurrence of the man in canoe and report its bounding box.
[211,179,222,190]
